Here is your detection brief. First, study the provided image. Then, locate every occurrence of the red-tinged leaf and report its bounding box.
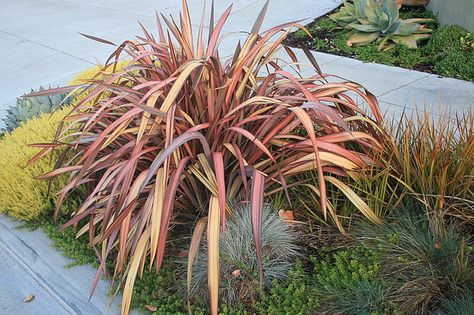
[208,0,215,42]
[79,33,117,46]
[35,165,83,179]
[23,85,79,97]
[155,157,192,270]
[302,46,323,77]
[251,169,265,286]
[141,132,210,192]
[290,107,327,219]
[150,169,165,264]
[231,143,250,196]
[27,147,51,166]
[206,4,233,55]
[213,152,227,233]
[27,142,62,148]
[121,227,150,315]
[226,126,275,162]
[133,103,166,118]
[156,11,165,43]
[207,196,220,315]
[251,0,269,34]
[187,217,207,314]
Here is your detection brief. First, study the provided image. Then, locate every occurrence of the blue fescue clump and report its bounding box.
[184,203,300,306]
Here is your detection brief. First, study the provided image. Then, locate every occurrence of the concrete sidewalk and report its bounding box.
[285,50,474,119]
[0,0,342,126]
[0,214,134,315]
[1,0,472,129]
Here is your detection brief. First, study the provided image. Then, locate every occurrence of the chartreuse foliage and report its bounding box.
[0,107,71,221]
[31,1,389,314]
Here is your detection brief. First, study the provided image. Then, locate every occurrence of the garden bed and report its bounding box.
[1,1,473,314]
[284,6,474,81]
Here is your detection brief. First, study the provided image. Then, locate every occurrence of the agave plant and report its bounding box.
[330,0,433,50]
[30,1,390,313]
[3,86,71,131]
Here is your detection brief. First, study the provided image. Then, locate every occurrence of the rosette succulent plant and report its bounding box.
[3,86,71,131]
[330,0,433,50]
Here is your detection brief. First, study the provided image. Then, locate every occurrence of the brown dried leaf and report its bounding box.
[144,305,157,312]
[231,269,241,278]
[278,210,295,222]
[23,294,35,303]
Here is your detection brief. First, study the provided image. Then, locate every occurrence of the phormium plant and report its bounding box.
[30,1,389,313]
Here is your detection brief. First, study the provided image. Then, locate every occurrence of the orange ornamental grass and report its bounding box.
[31,1,390,313]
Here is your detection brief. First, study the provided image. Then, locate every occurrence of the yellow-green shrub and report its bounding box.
[0,107,72,221]
[68,60,130,106]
